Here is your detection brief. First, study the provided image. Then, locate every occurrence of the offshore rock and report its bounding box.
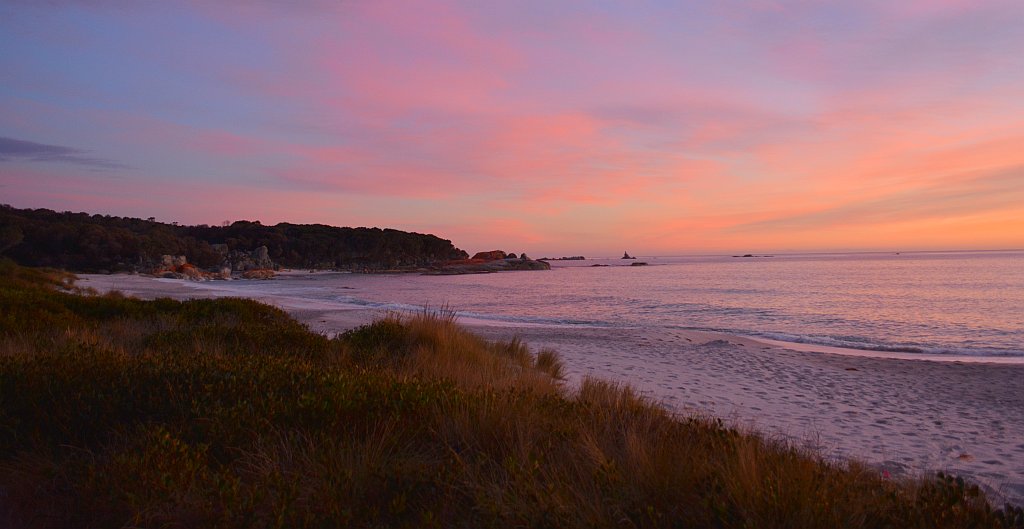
[428,256,551,275]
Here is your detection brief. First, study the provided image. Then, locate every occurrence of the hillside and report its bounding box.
[0,205,468,272]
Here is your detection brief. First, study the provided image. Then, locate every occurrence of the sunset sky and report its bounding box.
[2,1,1023,255]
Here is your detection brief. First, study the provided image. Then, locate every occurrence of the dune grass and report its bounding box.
[0,259,1021,528]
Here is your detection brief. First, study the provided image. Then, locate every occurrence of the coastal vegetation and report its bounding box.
[1,260,1020,528]
[0,205,468,273]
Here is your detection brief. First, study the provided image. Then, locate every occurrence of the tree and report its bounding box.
[0,224,23,255]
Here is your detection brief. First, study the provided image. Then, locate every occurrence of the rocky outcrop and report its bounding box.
[0,205,469,273]
[241,269,275,279]
[154,255,218,281]
[160,255,188,269]
[151,252,275,281]
[471,250,507,261]
[428,251,551,275]
[222,245,275,271]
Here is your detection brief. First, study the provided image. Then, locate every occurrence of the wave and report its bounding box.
[725,329,1024,358]
[330,295,614,328]
[331,295,1024,357]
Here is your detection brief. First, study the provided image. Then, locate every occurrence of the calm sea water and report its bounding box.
[212,251,1024,358]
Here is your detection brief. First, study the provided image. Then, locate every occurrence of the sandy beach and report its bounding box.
[78,273,1024,506]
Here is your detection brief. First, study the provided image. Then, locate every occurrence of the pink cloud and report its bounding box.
[187,131,271,157]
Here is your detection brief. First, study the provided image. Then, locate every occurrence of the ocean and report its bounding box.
[192,249,1024,359]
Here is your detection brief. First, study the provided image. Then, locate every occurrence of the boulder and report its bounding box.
[471,250,507,261]
[155,254,190,275]
[230,246,274,271]
[241,269,275,280]
[251,245,272,269]
[429,257,550,274]
[506,252,519,259]
[179,263,205,279]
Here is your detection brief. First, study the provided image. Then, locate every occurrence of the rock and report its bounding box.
[519,253,529,260]
[506,252,518,259]
[630,262,648,266]
[622,251,636,259]
[241,269,275,280]
[429,256,551,275]
[179,263,204,279]
[471,250,507,261]
[230,245,275,271]
[154,254,192,277]
[217,267,232,280]
[252,245,272,268]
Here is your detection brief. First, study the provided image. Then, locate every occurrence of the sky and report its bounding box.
[2,1,1023,256]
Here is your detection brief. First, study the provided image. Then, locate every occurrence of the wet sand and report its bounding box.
[78,273,1024,505]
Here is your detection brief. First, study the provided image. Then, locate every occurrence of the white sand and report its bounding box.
[78,273,1024,505]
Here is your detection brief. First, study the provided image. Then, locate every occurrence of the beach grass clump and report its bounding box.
[0,259,1014,528]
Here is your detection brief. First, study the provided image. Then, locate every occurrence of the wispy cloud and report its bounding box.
[0,136,127,170]
[727,165,1024,233]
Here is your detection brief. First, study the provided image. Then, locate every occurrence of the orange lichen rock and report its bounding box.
[241,269,275,280]
[470,250,507,261]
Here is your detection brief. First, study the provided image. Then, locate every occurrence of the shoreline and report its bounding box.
[745,336,1024,365]
[76,273,1024,506]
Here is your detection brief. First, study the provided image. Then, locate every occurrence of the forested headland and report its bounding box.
[0,205,468,273]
